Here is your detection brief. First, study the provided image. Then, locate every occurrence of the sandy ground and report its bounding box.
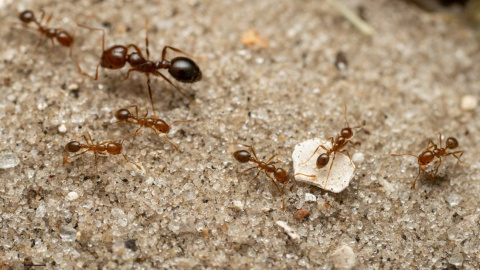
[1,0,479,269]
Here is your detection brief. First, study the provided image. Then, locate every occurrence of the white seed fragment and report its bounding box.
[352,152,364,165]
[331,245,357,270]
[67,191,79,201]
[231,200,244,211]
[275,221,300,242]
[293,138,355,193]
[0,151,20,169]
[304,193,317,202]
[461,95,477,111]
[58,124,67,133]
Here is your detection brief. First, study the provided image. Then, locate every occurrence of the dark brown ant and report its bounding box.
[64,132,142,174]
[298,103,365,189]
[18,10,74,56]
[76,21,201,113]
[391,132,465,189]
[105,105,192,151]
[233,144,290,211]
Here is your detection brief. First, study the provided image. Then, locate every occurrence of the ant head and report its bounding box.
[419,151,434,165]
[340,128,353,139]
[65,141,81,153]
[101,46,127,69]
[316,153,330,169]
[106,142,122,155]
[168,57,202,83]
[274,168,289,184]
[446,137,459,149]
[233,150,251,163]
[19,10,35,23]
[115,109,131,120]
[154,120,170,134]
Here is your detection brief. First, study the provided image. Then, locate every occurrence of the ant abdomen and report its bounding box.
[233,150,251,163]
[168,57,202,83]
[317,153,330,169]
[101,46,128,69]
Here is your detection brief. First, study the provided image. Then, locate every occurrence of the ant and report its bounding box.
[18,10,74,56]
[104,105,192,151]
[64,132,142,174]
[298,103,365,189]
[391,132,465,189]
[233,144,290,211]
[76,21,201,113]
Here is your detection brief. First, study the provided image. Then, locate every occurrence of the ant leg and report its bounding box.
[340,149,355,169]
[161,46,194,60]
[64,149,90,163]
[127,44,144,57]
[265,173,285,211]
[152,71,198,103]
[121,68,137,81]
[77,24,105,51]
[447,151,467,165]
[45,13,53,27]
[433,157,442,178]
[266,154,278,163]
[323,152,336,189]
[170,119,193,126]
[145,19,150,60]
[351,120,366,130]
[425,139,436,151]
[34,35,46,53]
[294,172,316,178]
[235,166,257,178]
[300,144,329,165]
[122,153,142,170]
[94,151,98,175]
[438,132,443,148]
[50,38,55,55]
[248,169,262,184]
[130,125,145,146]
[149,127,179,151]
[146,75,157,116]
[347,140,360,149]
[411,167,421,189]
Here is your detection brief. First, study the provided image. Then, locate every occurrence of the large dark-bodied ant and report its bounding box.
[299,103,365,189]
[64,132,142,174]
[76,21,201,113]
[19,10,74,55]
[233,144,290,211]
[105,105,192,151]
[391,132,465,189]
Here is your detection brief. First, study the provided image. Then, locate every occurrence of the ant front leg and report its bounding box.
[447,151,465,164]
[411,166,421,189]
[300,143,329,165]
[152,71,198,104]
[122,153,142,170]
[340,149,355,169]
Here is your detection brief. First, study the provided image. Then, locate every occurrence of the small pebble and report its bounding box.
[0,151,20,169]
[461,95,477,111]
[58,124,67,133]
[305,193,317,202]
[59,225,77,242]
[293,209,310,222]
[331,245,356,270]
[68,83,79,91]
[231,200,244,211]
[352,152,364,165]
[276,221,300,242]
[67,191,79,201]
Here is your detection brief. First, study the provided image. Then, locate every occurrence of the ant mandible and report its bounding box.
[76,20,201,113]
[299,103,365,189]
[64,132,142,174]
[19,10,74,56]
[105,105,192,152]
[233,144,290,211]
[391,132,465,189]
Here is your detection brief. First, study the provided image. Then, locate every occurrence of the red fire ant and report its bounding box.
[298,103,365,189]
[391,132,465,189]
[76,20,201,113]
[18,10,74,56]
[233,144,290,211]
[104,105,192,151]
[64,132,142,174]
